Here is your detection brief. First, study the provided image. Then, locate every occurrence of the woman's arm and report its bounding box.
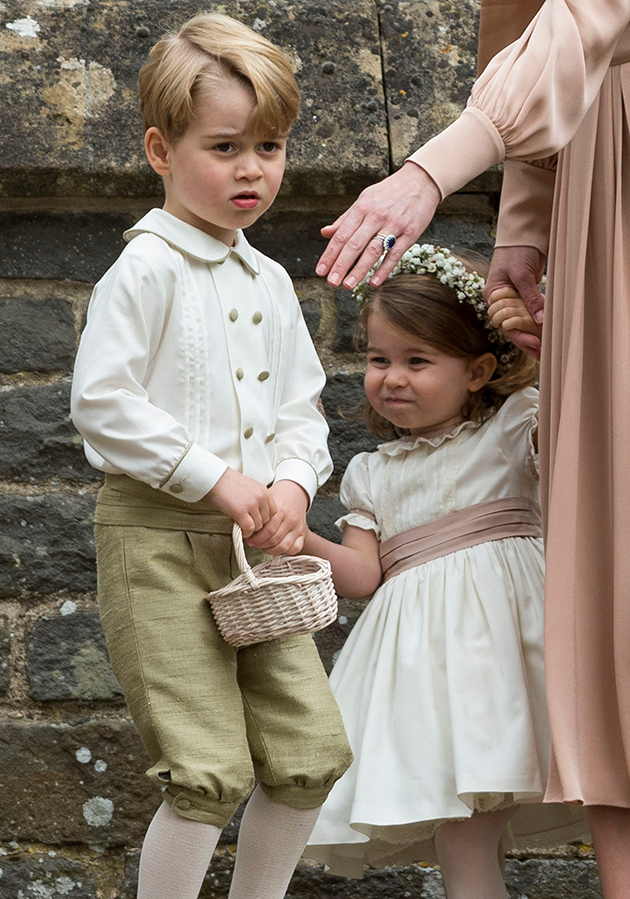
[303,525,382,600]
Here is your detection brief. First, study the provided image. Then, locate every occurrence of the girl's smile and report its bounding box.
[364,310,492,437]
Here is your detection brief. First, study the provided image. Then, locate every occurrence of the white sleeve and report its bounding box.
[70,245,227,501]
[336,453,380,536]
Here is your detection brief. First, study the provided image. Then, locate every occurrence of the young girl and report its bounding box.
[303,245,585,898]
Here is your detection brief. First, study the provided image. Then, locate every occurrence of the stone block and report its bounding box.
[0,383,98,483]
[27,610,122,701]
[321,373,380,473]
[307,495,345,544]
[0,293,76,374]
[0,0,386,198]
[0,719,160,845]
[332,286,360,354]
[0,848,111,898]
[0,615,10,697]
[381,0,499,192]
[0,211,136,283]
[0,494,96,598]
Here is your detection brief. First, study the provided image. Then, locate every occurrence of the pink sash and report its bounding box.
[379,496,542,581]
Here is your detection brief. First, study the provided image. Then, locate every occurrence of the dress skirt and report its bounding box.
[540,61,630,805]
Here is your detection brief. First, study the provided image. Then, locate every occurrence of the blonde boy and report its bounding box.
[71,14,351,899]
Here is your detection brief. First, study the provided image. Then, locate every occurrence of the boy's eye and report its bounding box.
[259,141,280,153]
[214,142,235,153]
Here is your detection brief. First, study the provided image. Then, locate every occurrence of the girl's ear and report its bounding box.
[468,352,497,392]
[144,127,172,177]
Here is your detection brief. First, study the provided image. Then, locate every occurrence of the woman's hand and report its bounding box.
[316,162,442,291]
[484,245,546,359]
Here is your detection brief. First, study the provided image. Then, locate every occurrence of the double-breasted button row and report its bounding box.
[234,368,269,381]
[244,427,254,439]
[229,309,263,324]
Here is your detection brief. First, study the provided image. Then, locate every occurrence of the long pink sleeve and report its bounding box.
[408,0,630,200]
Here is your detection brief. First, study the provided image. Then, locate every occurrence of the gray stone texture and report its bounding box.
[0,719,160,845]
[0,0,387,198]
[0,494,96,597]
[321,373,381,473]
[0,615,10,697]
[27,610,122,701]
[0,383,98,483]
[0,292,76,374]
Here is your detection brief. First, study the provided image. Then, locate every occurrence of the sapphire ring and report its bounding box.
[375,233,396,251]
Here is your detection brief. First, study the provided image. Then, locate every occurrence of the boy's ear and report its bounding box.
[145,127,172,176]
[468,352,497,392]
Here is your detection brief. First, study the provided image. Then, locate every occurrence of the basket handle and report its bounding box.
[232,522,260,588]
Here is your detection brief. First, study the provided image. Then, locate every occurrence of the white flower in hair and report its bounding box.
[353,243,520,375]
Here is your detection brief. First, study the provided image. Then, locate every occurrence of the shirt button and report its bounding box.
[258,371,270,382]
[236,367,244,380]
[244,427,254,439]
[229,309,239,322]
[169,484,183,494]
[252,311,263,324]
[265,433,276,443]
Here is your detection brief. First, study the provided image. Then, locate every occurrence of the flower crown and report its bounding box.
[353,243,519,375]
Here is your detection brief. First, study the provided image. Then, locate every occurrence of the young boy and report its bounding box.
[71,14,352,899]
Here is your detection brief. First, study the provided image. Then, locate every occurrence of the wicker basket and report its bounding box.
[207,522,338,647]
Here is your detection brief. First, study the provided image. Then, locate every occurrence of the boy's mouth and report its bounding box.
[231,192,260,209]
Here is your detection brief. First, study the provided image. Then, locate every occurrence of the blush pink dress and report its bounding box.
[410,0,630,807]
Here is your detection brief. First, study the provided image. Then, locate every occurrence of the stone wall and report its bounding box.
[0,1,600,896]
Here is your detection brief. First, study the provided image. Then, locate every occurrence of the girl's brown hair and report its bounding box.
[139,13,300,144]
[357,253,539,439]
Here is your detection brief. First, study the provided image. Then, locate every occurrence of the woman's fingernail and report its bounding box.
[316,263,326,275]
[534,311,544,324]
[329,273,340,286]
[345,276,356,289]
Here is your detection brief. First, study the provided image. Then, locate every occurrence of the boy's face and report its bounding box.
[146,78,286,245]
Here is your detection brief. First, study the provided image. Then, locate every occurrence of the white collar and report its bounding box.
[124,208,260,275]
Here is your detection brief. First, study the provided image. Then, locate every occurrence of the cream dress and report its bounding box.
[306,389,585,876]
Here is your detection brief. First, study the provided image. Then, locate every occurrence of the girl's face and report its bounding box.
[364,309,492,437]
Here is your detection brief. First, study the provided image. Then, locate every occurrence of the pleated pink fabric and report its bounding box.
[540,60,630,806]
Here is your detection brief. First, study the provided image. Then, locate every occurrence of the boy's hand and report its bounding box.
[487,286,542,360]
[246,480,309,556]
[203,468,276,538]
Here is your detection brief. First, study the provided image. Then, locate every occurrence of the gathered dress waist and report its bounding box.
[379,496,542,581]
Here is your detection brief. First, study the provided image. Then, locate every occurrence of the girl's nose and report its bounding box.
[384,366,407,387]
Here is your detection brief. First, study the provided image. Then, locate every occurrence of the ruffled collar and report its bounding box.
[378,418,481,457]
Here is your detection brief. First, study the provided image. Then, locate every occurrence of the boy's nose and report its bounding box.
[236,153,263,180]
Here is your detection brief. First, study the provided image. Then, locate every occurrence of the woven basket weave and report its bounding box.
[207,522,338,647]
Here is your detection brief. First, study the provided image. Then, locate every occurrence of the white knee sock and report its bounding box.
[137,801,222,899]
[228,786,321,899]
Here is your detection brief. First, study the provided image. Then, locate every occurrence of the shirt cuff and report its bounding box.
[407,106,505,200]
[274,458,319,507]
[160,443,229,503]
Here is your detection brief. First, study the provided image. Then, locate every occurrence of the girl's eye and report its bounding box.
[368,355,389,366]
[409,357,428,366]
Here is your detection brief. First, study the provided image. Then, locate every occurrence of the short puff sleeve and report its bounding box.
[491,386,539,480]
[335,452,380,536]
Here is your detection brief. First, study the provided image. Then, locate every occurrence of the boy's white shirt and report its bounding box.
[71,208,332,504]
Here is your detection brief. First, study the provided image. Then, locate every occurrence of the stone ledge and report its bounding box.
[0,0,387,198]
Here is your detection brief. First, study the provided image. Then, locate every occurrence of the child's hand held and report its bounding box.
[246,479,309,555]
[204,468,276,538]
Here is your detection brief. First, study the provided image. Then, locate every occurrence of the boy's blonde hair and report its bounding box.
[139,13,300,143]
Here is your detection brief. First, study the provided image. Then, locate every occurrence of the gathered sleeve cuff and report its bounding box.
[336,453,380,536]
[495,159,556,255]
[409,1,629,200]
